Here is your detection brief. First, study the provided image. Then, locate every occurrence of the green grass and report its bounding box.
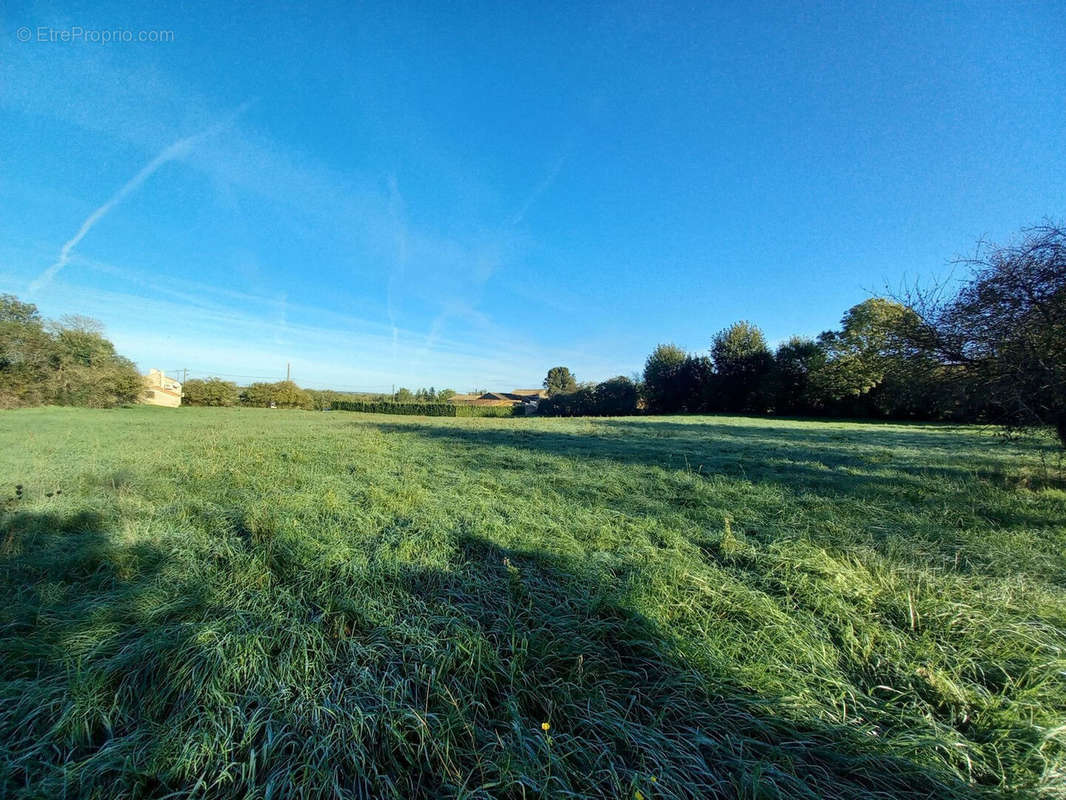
[2,406,1064,798]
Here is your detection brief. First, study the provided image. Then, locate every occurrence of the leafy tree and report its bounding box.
[543,366,577,396]
[680,355,716,412]
[809,298,929,417]
[538,376,640,417]
[241,381,312,409]
[771,337,827,415]
[904,224,1066,444]
[182,377,240,407]
[538,384,596,416]
[0,294,42,325]
[437,388,457,402]
[49,316,113,367]
[394,387,414,402]
[711,322,772,412]
[642,344,688,412]
[272,380,313,408]
[240,382,275,407]
[0,295,175,409]
[0,296,52,407]
[45,316,142,407]
[593,376,640,415]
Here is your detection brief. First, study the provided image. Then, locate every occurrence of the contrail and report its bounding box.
[29,103,251,294]
[385,175,408,357]
[508,150,569,227]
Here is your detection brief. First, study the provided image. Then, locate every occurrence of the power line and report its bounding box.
[171,369,394,392]
[178,370,286,380]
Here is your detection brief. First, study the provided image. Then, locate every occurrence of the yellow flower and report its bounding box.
[635,792,645,800]
[650,776,657,783]
[541,722,551,731]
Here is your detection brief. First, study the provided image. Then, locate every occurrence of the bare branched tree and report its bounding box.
[900,224,1066,446]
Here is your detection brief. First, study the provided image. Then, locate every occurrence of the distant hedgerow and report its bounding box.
[455,405,520,418]
[333,401,522,417]
[333,401,458,416]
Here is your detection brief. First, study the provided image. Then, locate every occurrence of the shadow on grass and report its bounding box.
[360,419,1063,527]
[0,509,210,796]
[0,508,1003,798]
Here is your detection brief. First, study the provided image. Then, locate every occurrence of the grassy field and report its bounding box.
[1,407,1064,799]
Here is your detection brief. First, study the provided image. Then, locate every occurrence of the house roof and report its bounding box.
[452,389,544,404]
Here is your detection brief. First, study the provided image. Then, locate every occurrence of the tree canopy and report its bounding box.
[904,225,1066,445]
[543,366,577,396]
[1,296,141,409]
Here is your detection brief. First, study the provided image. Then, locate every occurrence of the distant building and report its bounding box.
[510,389,548,400]
[450,389,549,408]
[141,369,182,407]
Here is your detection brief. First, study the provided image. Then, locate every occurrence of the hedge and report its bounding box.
[332,401,521,417]
[332,401,455,416]
[455,405,521,418]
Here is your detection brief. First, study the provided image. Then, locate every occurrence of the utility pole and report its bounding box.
[181,368,187,385]
[286,362,291,382]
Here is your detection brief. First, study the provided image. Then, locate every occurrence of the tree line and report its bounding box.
[181,381,461,409]
[537,300,963,420]
[539,225,1065,446]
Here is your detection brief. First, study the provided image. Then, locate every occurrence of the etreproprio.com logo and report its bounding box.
[16,26,175,43]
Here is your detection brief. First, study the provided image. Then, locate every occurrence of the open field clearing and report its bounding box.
[2,407,1065,798]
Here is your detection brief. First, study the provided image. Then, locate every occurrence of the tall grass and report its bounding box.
[1,407,1064,798]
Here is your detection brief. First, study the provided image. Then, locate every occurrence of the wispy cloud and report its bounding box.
[3,55,595,384]
[28,102,251,294]
[385,175,408,357]
[508,150,569,227]
[25,255,563,390]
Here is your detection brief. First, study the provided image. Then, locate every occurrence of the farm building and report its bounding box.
[140,368,182,407]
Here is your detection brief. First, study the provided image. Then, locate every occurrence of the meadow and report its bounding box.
[1,406,1064,799]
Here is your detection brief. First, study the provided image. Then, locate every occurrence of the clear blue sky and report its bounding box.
[2,1,1063,391]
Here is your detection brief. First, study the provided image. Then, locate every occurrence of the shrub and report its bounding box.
[593,376,639,415]
[49,357,144,408]
[333,401,458,416]
[538,385,596,416]
[306,390,388,411]
[0,301,142,409]
[455,404,520,418]
[539,378,640,417]
[182,378,239,407]
[241,381,313,409]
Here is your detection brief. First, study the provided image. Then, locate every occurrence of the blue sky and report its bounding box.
[2,1,1063,391]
